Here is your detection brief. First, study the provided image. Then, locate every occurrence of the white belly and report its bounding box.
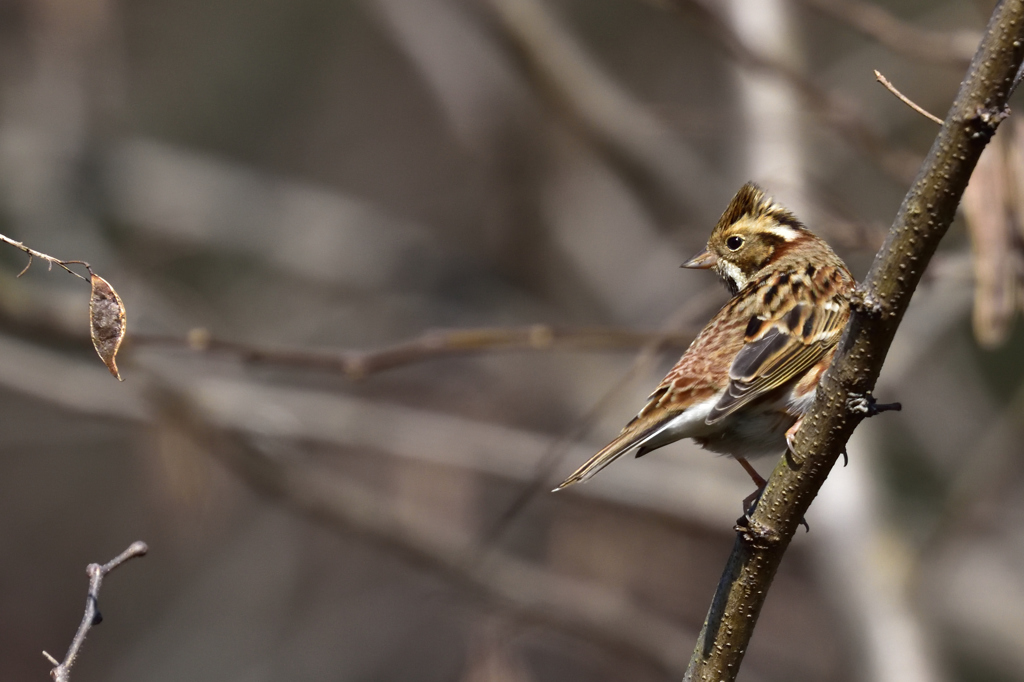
[638,386,815,460]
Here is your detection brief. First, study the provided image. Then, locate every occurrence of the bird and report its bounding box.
[554,182,855,503]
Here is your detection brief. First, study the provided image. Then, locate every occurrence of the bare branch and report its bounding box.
[44,542,149,682]
[130,325,695,378]
[685,2,1024,679]
[795,0,979,66]
[874,70,944,125]
[0,234,91,282]
[0,279,696,379]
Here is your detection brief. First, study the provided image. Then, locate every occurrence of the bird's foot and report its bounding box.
[847,392,901,418]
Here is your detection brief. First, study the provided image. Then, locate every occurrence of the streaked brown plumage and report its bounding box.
[555,182,854,492]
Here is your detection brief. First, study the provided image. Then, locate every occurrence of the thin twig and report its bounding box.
[684,1,1024,679]
[44,542,149,682]
[130,325,696,379]
[0,234,92,282]
[874,70,944,125]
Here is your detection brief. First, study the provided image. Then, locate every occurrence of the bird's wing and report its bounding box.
[706,294,848,424]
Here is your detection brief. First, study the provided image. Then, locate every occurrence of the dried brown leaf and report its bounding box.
[89,273,126,380]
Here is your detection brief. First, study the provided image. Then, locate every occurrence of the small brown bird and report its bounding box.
[555,182,854,496]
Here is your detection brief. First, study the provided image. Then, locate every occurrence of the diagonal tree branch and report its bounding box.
[684,1,1024,680]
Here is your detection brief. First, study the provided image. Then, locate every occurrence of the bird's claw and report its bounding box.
[847,392,901,418]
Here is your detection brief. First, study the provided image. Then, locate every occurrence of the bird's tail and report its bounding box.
[553,423,656,491]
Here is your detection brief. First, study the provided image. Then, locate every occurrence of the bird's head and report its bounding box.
[683,182,821,295]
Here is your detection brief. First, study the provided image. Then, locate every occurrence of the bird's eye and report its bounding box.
[726,236,744,251]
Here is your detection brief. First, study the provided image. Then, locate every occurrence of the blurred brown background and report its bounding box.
[0,0,1020,680]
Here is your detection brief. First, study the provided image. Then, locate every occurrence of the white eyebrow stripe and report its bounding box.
[763,223,802,241]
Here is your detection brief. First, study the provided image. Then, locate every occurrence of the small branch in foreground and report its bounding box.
[131,325,696,379]
[44,542,148,682]
[874,70,944,125]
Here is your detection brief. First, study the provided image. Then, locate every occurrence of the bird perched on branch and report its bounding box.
[555,183,854,503]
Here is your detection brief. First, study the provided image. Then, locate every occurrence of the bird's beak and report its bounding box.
[681,249,716,269]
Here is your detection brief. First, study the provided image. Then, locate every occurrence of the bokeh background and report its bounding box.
[0,0,1020,680]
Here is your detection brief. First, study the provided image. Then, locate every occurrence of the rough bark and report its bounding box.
[684,2,1024,680]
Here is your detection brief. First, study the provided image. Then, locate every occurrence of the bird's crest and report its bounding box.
[714,182,806,236]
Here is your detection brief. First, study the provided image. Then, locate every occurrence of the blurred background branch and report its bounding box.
[131,324,696,379]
